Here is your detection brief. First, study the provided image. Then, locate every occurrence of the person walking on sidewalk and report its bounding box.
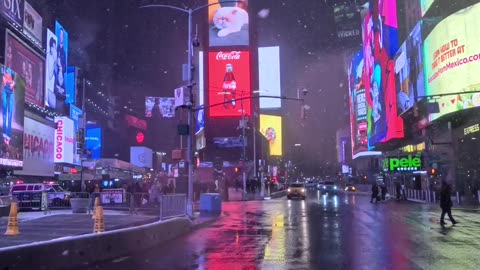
[440,181,457,226]
[371,183,379,203]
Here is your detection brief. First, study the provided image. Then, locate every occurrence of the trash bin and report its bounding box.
[199,193,222,214]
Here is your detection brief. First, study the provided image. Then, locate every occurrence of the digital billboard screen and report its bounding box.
[258,46,281,109]
[145,97,175,118]
[333,3,361,44]
[361,0,403,147]
[23,1,42,44]
[197,51,205,134]
[208,0,249,47]
[5,29,44,107]
[424,3,480,121]
[208,51,251,117]
[65,66,76,105]
[15,117,54,176]
[1,0,24,28]
[86,127,101,160]
[54,117,74,164]
[259,114,282,156]
[0,65,25,167]
[394,21,424,115]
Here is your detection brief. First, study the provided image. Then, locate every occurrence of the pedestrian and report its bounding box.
[371,183,379,203]
[396,182,401,200]
[440,181,457,226]
[381,184,387,201]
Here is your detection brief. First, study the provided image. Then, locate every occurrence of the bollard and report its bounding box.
[93,205,105,233]
[456,192,461,205]
[4,201,19,236]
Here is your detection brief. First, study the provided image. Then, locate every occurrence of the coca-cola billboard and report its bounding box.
[208,51,251,117]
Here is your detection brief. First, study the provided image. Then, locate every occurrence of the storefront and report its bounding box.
[381,153,427,190]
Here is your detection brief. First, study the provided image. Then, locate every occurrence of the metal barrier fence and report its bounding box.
[8,191,187,218]
[160,194,187,220]
[0,195,12,206]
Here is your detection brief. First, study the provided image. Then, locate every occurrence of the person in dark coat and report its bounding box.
[381,184,387,200]
[371,183,379,203]
[440,181,457,226]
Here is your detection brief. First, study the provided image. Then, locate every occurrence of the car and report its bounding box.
[287,183,306,200]
[345,184,356,192]
[320,181,338,195]
[305,180,317,189]
[10,183,71,209]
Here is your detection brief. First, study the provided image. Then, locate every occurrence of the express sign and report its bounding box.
[383,155,422,172]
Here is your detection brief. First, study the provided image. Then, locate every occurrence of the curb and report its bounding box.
[0,217,192,270]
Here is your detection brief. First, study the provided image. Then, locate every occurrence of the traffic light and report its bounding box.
[234,167,239,173]
[428,168,436,175]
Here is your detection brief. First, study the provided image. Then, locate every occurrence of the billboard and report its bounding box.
[361,0,403,147]
[258,46,281,109]
[0,65,25,167]
[259,114,282,156]
[23,1,42,44]
[424,3,480,121]
[420,0,434,16]
[213,137,246,148]
[45,21,69,115]
[65,66,76,105]
[145,97,175,118]
[394,21,424,115]
[130,146,152,168]
[208,0,249,47]
[125,114,147,131]
[208,51,251,117]
[196,51,205,134]
[0,0,24,28]
[86,127,101,160]
[14,117,54,176]
[5,29,44,107]
[333,3,361,44]
[54,117,74,164]
[69,104,82,131]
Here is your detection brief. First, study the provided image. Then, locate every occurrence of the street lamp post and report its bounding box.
[141,1,240,217]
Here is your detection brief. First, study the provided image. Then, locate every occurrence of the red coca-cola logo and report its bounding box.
[223,81,237,90]
[216,51,241,61]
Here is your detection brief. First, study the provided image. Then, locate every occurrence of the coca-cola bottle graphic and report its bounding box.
[223,63,236,109]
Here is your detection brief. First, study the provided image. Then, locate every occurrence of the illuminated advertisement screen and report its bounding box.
[394,21,424,115]
[208,0,249,47]
[23,1,43,44]
[258,46,281,109]
[1,0,24,27]
[54,117,74,164]
[69,104,82,131]
[65,66,76,105]
[0,65,25,167]
[208,51,251,117]
[420,0,434,16]
[145,97,175,118]
[259,114,282,156]
[86,127,101,160]
[5,29,44,107]
[15,117,54,176]
[196,51,205,134]
[362,0,403,147]
[424,3,480,121]
[333,3,361,43]
[349,51,368,157]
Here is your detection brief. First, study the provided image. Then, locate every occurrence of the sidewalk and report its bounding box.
[0,210,158,249]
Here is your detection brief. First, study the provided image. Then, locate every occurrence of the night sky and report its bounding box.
[38,0,358,165]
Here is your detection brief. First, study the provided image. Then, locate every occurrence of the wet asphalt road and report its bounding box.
[86,190,480,270]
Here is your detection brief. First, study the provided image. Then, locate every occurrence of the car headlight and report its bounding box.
[323,186,326,189]
[287,188,291,192]
[301,188,305,193]
[345,187,348,191]
[334,186,337,190]
[352,187,356,190]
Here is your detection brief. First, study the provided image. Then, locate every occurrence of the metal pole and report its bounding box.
[186,9,194,217]
[80,77,87,192]
[241,98,247,201]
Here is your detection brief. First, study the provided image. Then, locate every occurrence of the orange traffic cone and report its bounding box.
[92,197,101,219]
[4,202,19,236]
[93,205,105,233]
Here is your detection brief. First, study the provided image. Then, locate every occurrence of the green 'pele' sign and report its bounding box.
[382,155,422,172]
